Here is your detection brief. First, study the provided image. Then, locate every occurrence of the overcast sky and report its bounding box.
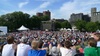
[0,0,100,20]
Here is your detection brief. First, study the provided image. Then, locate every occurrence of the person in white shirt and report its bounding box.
[16,36,31,56]
[2,36,17,56]
[58,41,74,56]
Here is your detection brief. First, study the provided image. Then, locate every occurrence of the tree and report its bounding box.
[95,21,100,30]
[30,15,41,29]
[0,17,7,26]
[75,20,87,31]
[61,21,71,29]
[0,11,30,31]
[85,22,98,32]
[55,21,61,30]
[41,15,50,21]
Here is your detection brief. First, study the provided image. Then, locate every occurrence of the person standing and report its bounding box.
[92,33,100,56]
[28,40,46,56]
[58,41,74,56]
[84,38,98,56]
[2,36,17,56]
[16,36,31,56]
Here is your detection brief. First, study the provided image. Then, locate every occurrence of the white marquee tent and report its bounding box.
[96,29,100,33]
[17,25,29,31]
[66,28,71,31]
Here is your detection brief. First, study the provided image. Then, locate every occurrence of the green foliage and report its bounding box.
[0,17,7,26]
[0,11,100,32]
[0,11,30,31]
[95,21,100,29]
[41,15,50,21]
[61,21,71,28]
[0,11,50,31]
[55,21,61,29]
[30,15,41,29]
[74,20,100,32]
[75,20,86,31]
[85,22,98,32]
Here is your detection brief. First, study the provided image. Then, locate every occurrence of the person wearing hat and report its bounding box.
[16,36,31,56]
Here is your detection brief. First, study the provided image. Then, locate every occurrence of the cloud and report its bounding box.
[53,0,100,20]
[1,0,100,20]
[21,10,38,16]
[35,0,60,9]
[18,0,29,8]
[39,2,50,9]
[20,2,50,15]
[38,0,59,9]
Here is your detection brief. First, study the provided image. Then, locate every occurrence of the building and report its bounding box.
[91,8,100,22]
[69,13,83,23]
[69,13,90,25]
[52,19,66,22]
[41,21,55,31]
[43,10,51,20]
[36,12,43,17]
[36,10,51,20]
[83,15,90,22]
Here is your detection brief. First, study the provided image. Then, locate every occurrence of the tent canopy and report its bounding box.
[96,29,100,33]
[67,28,71,31]
[18,25,29,31]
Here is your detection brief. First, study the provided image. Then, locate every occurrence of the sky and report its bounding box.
[0,0,100,20]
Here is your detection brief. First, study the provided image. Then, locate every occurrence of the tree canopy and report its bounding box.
[0,11,100,32]
[0,11,50,31]
[74,20,99,32]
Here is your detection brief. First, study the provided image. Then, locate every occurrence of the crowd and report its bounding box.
[0,30,100,56]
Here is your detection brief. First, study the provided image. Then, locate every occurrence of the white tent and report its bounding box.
[96,29,100,33]
[60,28,64,31]
[17,25,29,31]
[67,28,71,31]
[64,28,67,30]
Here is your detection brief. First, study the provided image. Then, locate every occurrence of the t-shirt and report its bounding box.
[60,47,73,56]
[84,47,98,56]
[16,43,31,56]
[97,41,100,47]
[2,44,15,56]
[97,41,100,56]
[28,49,46,56]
